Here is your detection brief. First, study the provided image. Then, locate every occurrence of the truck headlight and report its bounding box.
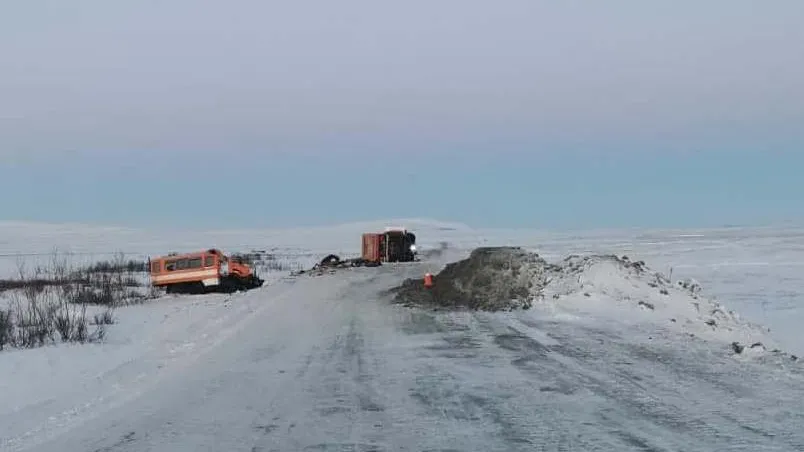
[410,245,417,252]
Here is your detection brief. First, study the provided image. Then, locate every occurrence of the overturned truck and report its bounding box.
[294,227,420,276]
[362,227,418,264]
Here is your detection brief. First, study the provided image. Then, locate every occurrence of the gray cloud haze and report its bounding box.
[2,0,803,155]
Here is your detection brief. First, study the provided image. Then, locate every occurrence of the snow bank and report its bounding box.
[0,271,292,451]
[392,247,796,362]
[541,254,793,361]
[390,247,548,311]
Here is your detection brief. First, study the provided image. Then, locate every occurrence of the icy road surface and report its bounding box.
[9,264,804,452]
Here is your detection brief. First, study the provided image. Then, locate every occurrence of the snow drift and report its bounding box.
[391,247,798,361]
[390,247,549,311]
[542,254,796,359]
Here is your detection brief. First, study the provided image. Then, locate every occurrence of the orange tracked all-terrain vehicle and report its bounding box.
[148,248,264,294]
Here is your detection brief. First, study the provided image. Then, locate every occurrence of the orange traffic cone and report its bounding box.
[424,272,433,288]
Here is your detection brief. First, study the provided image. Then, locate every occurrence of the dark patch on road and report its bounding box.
[252,346,277,362]
[443,334,483,349]
[493,330,550,356]
[424,350,480,360]
[303,443,384,452]
[296,348,318,378]
[318,406,352,416]
[547,342,595,360]
[254,424,280,434]
[622,341,752,398]
[719,412,779,440]
[611,429,666,452]
[409,375,487,422]
[297,310,389,438]
[92,431,138,452]
[398,311,449,335]
[438,317,472,332]
[358,394,385,413]
[517,317,556,330]
[538,382,577,395]
[423,333,484,358]
[343,317,387,414]
[737,423,777,439]
[409,374,535,446]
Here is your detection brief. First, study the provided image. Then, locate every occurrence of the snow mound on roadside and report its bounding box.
[390,247,797,362]
[389,247,548,311]
[541,254,796,361]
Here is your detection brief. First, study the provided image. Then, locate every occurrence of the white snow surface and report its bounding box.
[1,219,803,451]
[540,255,781,357]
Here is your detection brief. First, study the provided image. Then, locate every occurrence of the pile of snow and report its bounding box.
[390,247,549,311]
[542,254,792,360]
[392,247,797,361]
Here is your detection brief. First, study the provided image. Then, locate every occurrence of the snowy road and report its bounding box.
[13,264,804,452]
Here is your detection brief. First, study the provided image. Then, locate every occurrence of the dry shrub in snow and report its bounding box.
[3,288,109,349]
[93,309,115,326]
[0,250,150,352]
[0,309,12,351]
[0,250,152,307]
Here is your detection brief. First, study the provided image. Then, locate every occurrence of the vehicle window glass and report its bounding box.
[205,256,215,267]
[165,260,176,271]
[175,259,188,270]
[188,257,202,268]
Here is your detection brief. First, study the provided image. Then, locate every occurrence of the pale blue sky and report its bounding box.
[1,1,802,230]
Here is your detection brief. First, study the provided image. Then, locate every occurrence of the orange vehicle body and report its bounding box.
[148,248,263,294]
[361,228,417,264]
[361,233,384,263]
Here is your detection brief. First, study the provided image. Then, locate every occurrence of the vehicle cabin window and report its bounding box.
[205,256,215,267]
[187,257,203,269]
[151,261,160,273]
[165,260,177,271]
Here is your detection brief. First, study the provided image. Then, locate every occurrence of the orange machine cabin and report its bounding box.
[148,249,224,289]
[148,248,263,294]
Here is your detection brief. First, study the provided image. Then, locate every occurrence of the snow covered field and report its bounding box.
[2,219,801,355]
[1,219,803,451]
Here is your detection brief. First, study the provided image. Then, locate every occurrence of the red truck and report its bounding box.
[361,227,418,264]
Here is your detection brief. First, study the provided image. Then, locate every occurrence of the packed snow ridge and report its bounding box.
[392,247,797,361]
